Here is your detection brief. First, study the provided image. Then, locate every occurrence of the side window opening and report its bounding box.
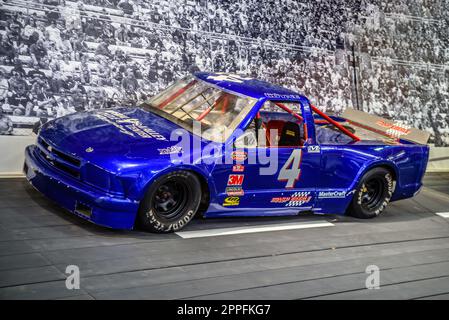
[313,111,356,145]
[242,100,306,148]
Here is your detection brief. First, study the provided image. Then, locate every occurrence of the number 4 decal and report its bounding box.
[278,149,302,188]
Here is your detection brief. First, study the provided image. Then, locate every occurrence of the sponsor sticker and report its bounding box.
[226,186,244,196]
[158,146,183,155]
[223,196,240,206]
[376,120,411,136]
[231,150,248,161]
[307,145,320,153]
[270,197,291,203]
[318,191,346,198]
[232,164,245,172]
[227,174,244,186]
[207,73,252,83]
[264,93,302,100]
[270,191,312,207]
[286,191,312,207]
[94,110,167,140]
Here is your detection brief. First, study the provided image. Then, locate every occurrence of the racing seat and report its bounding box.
[265,120,285,146]
[278,121,304,147]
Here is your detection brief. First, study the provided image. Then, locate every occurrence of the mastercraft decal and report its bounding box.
[95,110,167,140]
[318,191,346,198]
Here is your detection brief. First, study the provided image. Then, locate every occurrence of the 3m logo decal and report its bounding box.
[228,174,244,186]
[223,197,240,206]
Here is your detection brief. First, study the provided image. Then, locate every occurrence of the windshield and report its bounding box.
[143,76,257,142]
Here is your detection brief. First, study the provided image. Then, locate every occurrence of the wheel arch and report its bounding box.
[137,165,213,218]
[345,161,397,218]
[355,161,398,187]
[351,160,398,196]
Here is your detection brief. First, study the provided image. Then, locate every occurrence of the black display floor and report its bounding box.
[0,173,449,299]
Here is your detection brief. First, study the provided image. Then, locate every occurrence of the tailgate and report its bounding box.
[341,108,430,145]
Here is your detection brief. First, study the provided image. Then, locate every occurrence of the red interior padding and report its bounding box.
[196,93,231,121]
[265,120,286,147]
[158,80,197,109]
[221,94,229,113]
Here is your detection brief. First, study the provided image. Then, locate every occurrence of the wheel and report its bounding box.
[137,171,202,233]
[348,167,394,219]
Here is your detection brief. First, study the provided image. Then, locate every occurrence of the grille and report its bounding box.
[37,138,82,178]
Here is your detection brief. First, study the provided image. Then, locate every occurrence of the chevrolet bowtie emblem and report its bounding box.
[85,147,94,153]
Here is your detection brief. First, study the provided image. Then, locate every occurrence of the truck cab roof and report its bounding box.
[195,72,306,101]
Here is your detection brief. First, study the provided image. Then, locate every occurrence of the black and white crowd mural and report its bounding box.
[0,0,448,145]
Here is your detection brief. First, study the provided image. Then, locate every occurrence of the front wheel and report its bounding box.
[137,171,202,233]
[348,167,394,219]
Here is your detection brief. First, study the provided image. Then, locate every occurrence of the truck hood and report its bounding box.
[38,107,199,171]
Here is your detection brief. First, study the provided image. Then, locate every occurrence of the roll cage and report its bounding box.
[151,76,361,145]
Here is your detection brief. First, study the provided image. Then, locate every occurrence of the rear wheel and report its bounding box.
[137,171,202,233]
[348,167,394,219]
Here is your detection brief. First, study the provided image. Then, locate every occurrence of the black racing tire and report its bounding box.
[137,171,202,233]
[347,167,394,219]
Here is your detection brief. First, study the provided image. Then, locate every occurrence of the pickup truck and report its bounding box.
[24,72,430,233]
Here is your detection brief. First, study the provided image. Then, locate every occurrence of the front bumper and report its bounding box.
[24,145,139,230]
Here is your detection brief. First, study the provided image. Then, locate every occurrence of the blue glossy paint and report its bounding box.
[24,72,429,229]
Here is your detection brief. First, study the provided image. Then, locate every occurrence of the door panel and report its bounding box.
[207,145,321,216]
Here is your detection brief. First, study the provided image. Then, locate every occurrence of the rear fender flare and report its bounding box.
[348,160,399,197]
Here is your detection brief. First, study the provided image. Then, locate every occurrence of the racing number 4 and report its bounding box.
[278,149,302,188]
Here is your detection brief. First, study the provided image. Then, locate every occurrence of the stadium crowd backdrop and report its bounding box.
[0,0,448,145]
